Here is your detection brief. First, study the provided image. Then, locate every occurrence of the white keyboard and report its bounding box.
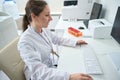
[82,45,103,74]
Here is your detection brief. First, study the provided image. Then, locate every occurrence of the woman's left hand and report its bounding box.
[76,40,88,45]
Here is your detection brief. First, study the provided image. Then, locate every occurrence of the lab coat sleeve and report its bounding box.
[18,40,70,80]
[48,30,77,47]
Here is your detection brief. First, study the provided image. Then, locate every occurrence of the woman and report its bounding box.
[18,0,92,80]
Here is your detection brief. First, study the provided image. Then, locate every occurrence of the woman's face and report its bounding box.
[33,5,52,28]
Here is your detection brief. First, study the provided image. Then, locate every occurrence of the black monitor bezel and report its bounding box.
[111,7,120,44]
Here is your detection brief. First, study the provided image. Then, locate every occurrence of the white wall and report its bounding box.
[0,0,63,13]
[100,0,120,23]
[49,0,63,13]
[0,0,120,23]
[16,0,27,13]
[15,0,63,14]
[15,0,120,23]
[0,0,3,11]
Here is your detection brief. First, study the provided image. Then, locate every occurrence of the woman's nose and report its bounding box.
[50,16,52,21]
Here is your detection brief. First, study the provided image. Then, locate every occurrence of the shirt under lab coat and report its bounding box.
[18,26,78,80]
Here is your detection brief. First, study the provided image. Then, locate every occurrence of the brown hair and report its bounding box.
[22,0,47,31]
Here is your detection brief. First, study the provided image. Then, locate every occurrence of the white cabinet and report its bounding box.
[0,15,18,49]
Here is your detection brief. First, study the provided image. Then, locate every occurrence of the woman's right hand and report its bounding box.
[70,73,93,80]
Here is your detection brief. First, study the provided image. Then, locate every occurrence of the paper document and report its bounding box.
[81,29,92,38]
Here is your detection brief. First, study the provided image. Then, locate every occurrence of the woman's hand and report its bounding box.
[70,73,93,80]
[76,40,87,45]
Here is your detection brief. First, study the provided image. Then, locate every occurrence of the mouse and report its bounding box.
[78,26,84,29]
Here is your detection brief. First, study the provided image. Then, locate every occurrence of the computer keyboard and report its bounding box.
[82,45,103,74]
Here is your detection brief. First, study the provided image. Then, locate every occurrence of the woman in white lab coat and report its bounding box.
[18,0,92,80]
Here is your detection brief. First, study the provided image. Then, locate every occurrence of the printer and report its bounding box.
[62,0,97,21]
[88,19,113,39]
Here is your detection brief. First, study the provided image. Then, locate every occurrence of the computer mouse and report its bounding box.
[78,26,84,29]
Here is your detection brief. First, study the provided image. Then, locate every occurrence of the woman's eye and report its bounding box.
[46,15,49,16]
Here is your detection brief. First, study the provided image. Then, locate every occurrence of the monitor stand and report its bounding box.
[83,20,89,28]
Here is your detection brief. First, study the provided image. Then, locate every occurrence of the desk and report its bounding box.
[56,18,120,80]
[55,17,85,29]
[57,38,120,80]
[55,17,92,37]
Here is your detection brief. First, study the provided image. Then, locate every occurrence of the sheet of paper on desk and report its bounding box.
[57,46,104,80]
[92,76,104,80]
[57,46,86,74]
[81,29,92,38]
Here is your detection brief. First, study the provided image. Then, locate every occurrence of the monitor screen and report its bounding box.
[83,2,102,28]
[64,0,78,6]
[90,2,102,20]
[111,7,120,44]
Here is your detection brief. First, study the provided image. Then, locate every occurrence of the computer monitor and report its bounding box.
[83,2,102,28]
[111,7,120,44]
[110,7,120,74]
[90,2,102,20]
[64,0,78,6]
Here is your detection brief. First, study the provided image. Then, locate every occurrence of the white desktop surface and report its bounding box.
[57,38,120,80]
[56,18,120,80]
[55,17,86,30]
[55,17,92,37]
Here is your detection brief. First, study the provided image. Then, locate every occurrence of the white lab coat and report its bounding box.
[18,25,77,80]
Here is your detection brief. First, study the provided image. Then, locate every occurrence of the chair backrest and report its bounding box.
[0,37,26,80]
